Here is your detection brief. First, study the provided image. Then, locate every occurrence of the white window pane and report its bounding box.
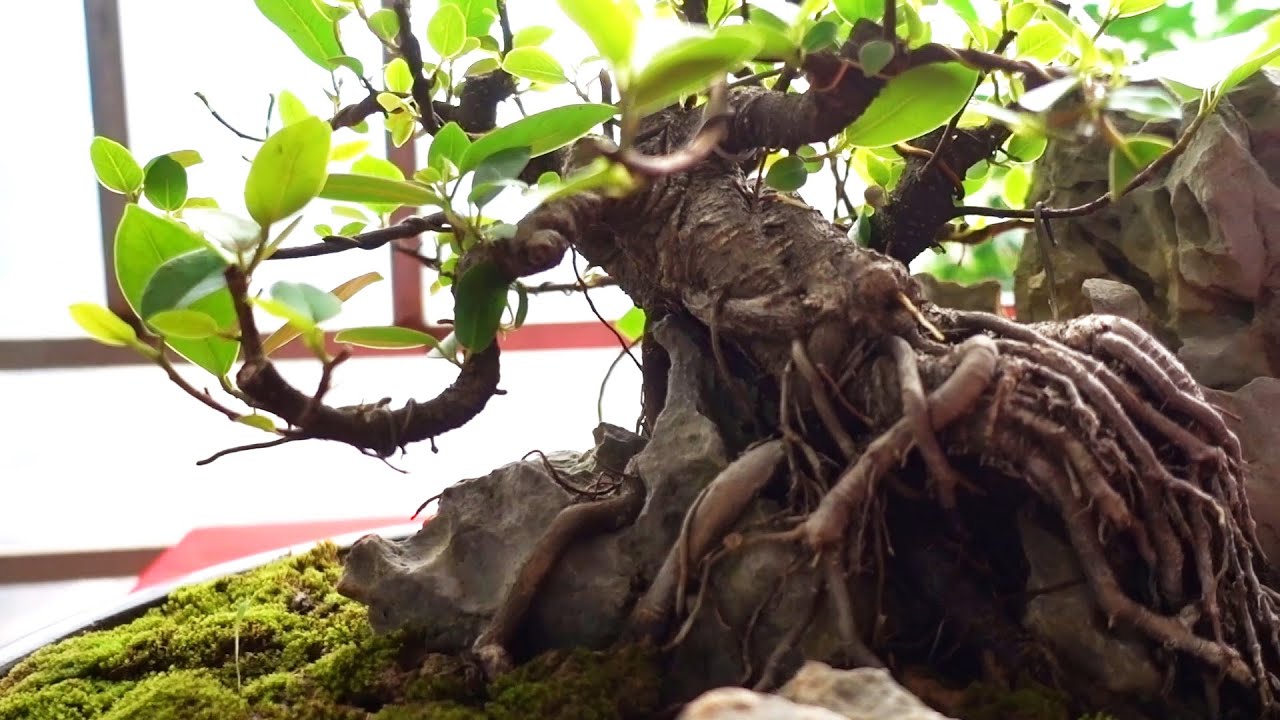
[118,0,397,328]
[0,2,104,339]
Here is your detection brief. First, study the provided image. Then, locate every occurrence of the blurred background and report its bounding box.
[0,0,1271,648]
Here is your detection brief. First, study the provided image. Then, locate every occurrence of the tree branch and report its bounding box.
[267,213,449,260]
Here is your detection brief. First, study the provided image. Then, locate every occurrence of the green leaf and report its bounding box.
[1111,0,1165,19]
[629,33,762,117]
[513,25,554,47]
[833,0,884,25]
[429,121,472,173]
[277,89,312,125]
[535,156,638,203]
[267,281,343,329]
[319,173,438,207]
[503,47,567,85]
[716,23,798,63]
[69,303,140,348]
[858,40,895,77]
[615,306,645,342]
[384,57,414,94]
[367,8,399,43]
[939,0,979,24]
[90,137,144,196]
[460,103,617,172]
[352,154,405,181]
[330,139,370,162]
[802,21,840,53]
[470,146,531,207]
[328,55,366,78]
[1014,21,1068,63]
[1108,133,1172,200]
[453,261,510,351]
[465,57,502,77]
[335,326,442,350]
[238,415,278,433]
[114,205,238,375]
[148,309,221,339]
[166,150,203,167]
[442,0,498,37]
[254,0,344,71]
[845,63,980,148]
[557,0,640,70]
[262,272,383,355]
[1217,15,1280,98]
[1106,84,1183,122]
[142,155,188,212]
[428,4,467,59]
[140,247,229,320]
[1006,132,1048,163]
[765,155,808,191]
[1002,165,1031,208]
[245,116,332,227]
[185,209,262,253]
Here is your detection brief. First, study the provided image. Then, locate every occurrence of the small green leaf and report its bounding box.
[1111,0,1165,19]
[166,150,203,167]
[1108,133,1172,200]
[513,25,554,47]
[367,8,399,42]
[69,303,139,348]
[319,173,438,207]
[615,306,645,342]
[470,146,531,207]
[183,197,220,210]
[460,103,617,172]
[237,415,279,432]
[90,136,144,196]
[265,281,343,329]
[245,116,333,227]
[1001,136,1044,170]
[429,121,472,173]
[114,205,238,376]
[443,0,498,37]
[1106,84,1183,122]
[765,155,808,191]
[845,63,981,148]
[185,209,262,253]
[833,0,885,24]
[503,47,567,85]
[148,309,221,339]
[858,40,895,77]
[142,155,188,212]
[262,272,383,355]
[384,57,414,94]
[629,33,763,117]
[254,0,344,71]
[352,154,405,181]
[428,4,467,58]
[453,261,510,351]
[557,0,640,70]
[1002,165,1031,208]
[1014,21,1068,63]
[465,57,503,77]
[802,21,840,53]
[328,55,366,77]
[140,247,229,319]
[1217,16,1280,97]
[335,326,442,350]
[277,89,312,125]
[716,23,798,63]
[330,139,370,162]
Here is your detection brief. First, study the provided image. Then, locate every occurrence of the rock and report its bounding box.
[1016,508,1161,698]
[913,273,1002,313]
[1205,378,1280,566]
[778,662,956,719]
[1080,278,1157,332]
[678,687,847,720]
[1017,68,1280,390]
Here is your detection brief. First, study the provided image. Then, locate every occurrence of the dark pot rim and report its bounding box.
[0,522,421,679]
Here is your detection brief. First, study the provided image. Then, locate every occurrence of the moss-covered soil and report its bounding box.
[0,543,661,720]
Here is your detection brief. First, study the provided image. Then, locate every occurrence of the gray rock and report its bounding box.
[778,662,955,720]
[1017,68,1280,390]
[1017,508,1161,698]
[1205,378,1280,565]
[1081,278,1157,332]
[677,688,847,720]
[913,273,1002,313]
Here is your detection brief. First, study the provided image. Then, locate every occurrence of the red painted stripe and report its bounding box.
[499,321,625,351]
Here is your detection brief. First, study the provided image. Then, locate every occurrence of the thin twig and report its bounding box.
[194,92,266,142]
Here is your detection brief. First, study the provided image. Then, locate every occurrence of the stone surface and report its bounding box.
[1016,508,1161,698]
[779,662,955,719]
[678,688,847,720]
[1017,68,1280,390]
[1080,278,1157,333]
[913,273,1002,313]
[1205,377,1280,565]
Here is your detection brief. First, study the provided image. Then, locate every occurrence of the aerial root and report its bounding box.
[628,439,786,642]
[802,334,999,549]
[473,472,644,678]
[886,336,969,510]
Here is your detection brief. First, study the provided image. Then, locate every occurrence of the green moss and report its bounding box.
[959,679,1072,720]
[101,669,250,720]
[485,644,661,720]
[0,544,663,720]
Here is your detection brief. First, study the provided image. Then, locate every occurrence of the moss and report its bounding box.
[485,644,661,720]
[958,679,1072,720]
[0,544,663,720]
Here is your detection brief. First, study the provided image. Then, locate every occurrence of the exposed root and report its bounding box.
[887,336,968,510]
[473,473,644,678]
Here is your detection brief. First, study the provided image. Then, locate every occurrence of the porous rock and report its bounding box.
[1205,377,1280,566]
[913,273,1002,313]
[1017,68,1280,390]
[676,687,847,720]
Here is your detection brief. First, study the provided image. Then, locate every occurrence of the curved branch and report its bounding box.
[268,213,449,261]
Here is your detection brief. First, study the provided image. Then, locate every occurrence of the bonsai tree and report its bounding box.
[71,0,1280,715]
